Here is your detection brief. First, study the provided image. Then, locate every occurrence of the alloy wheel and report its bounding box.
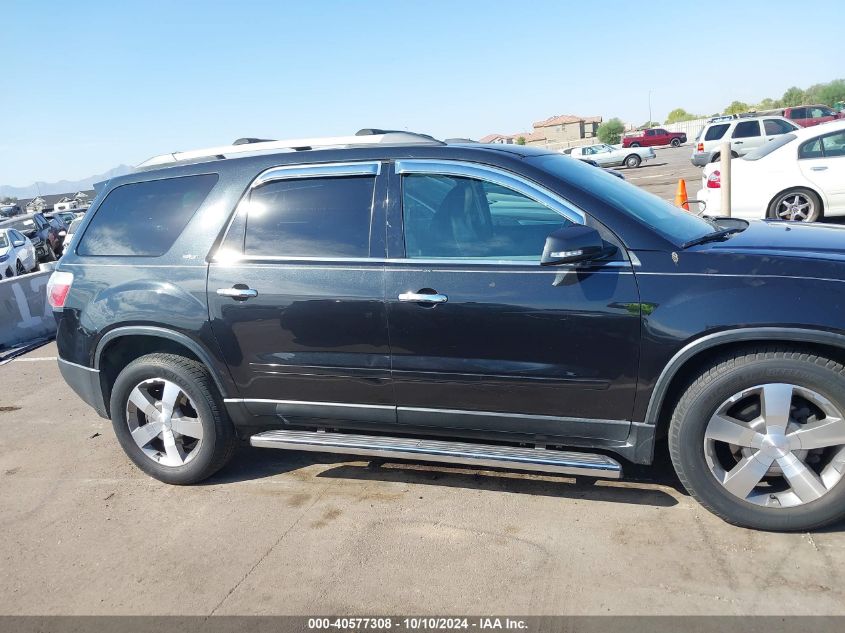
[704,383,845,508]
[125,378,204,467]
[775,193,815,221]
[16,260,25,275]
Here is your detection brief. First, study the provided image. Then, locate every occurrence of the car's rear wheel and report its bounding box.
[768,188,821,222]
[629,142,641,147]
[109,353,237,484]
[624,154,641,168]
[669,348,845,531]
[671,138,681,147]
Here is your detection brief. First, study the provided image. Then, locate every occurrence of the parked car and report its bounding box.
[50,130,845,531]
[696,120,845,220]
[52,210,78,225]
[0,204,24,219]
[63,218,83,251]
[622,128,686,148]
[691,116,799,166]
[579,158,625,179]
[782,105,843,128]
[570,143,655,168]
[0,228,37,278]
[0,212,62,262]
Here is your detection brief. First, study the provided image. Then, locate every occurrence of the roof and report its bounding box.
[532,114,601,128]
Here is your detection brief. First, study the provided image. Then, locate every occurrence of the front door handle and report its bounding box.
[398,291,448,304]
[217,286,258,301]
[810,166,828,171]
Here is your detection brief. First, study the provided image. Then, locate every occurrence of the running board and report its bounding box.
[249,430,622,479]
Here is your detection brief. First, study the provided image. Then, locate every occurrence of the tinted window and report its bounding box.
[764,119,796,135]
[0,233,7,248]
[822,131,845,157]
[78,174,217,257]
[244,176,374,258]
[732,121,761,138]
[704,124,730,141]
[528,154,717,246]
[402,174,573,260]
[808,107,831,118]
[789,107,806,119]
[798,138,824,159]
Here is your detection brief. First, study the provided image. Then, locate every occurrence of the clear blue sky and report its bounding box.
[2,0,843,186]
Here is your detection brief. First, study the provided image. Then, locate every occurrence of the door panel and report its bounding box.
[386,160,641,440]
[799,130,845,212]
[208,162,393,420]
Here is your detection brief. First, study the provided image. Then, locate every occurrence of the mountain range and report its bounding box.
[0,165,134,199]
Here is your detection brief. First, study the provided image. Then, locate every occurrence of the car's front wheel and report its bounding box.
[669,348,845,531]
[109,353,237,484]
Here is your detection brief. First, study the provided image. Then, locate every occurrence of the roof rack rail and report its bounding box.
[232,137,276,145]
[137,131,443,169]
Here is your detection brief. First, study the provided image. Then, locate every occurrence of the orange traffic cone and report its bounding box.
[674,179,689,211]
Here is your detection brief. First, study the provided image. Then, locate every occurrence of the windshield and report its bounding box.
[0,206,16,218]
[5,218,35,232]
[0,233,8,249]
[743,134,796,161]
[529,154,717,245]
[68,218,82,232]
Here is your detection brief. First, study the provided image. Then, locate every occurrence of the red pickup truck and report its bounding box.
[781,104,844,127]
[622,128,687,148]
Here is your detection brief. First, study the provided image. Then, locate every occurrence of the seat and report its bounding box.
[426,180,493,257]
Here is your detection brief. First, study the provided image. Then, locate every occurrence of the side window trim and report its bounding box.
[250,161,381,189]
[394,159,586,225]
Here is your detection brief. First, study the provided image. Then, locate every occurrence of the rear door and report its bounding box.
[788,107,808,127]
[799,129,845,212]
[384,159,641,442]
[730,120,763,154]
[207,162,394,425]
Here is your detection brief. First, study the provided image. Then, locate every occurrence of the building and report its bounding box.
[17,190,96,214]
[480,114,602,148]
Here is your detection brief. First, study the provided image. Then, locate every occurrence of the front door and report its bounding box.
[208,161,394,424]
[385,160,641,442]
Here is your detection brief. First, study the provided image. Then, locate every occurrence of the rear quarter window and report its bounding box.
[704,124,730,141]
[77,174,218,257]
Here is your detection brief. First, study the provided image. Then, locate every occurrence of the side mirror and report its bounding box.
[541,225,605,266]
[12,240,24,248]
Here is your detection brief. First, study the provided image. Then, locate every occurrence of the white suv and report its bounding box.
[690,115,799,166]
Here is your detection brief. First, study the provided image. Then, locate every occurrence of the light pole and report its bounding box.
[648,90,652,125]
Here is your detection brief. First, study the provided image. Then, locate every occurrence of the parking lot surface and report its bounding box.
[1,342,844,615]
[618,144,703,205]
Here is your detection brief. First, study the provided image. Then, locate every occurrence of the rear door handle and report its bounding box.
[810,166,828,171]
[399,291,448,304]
[217,287,258,300]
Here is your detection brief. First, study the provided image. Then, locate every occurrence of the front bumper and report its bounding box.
[58,357,108,419]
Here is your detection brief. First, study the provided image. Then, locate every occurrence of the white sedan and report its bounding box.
[696,120,845,221]
[0,228,37,278]
[569,143,656,168]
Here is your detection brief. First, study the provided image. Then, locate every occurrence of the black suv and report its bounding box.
[0,211,62,262]
[50,131,845,531]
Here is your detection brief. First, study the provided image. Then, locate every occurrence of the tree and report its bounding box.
[597,118,625,145]
[723,101,750,115]
[515,136,526,146]
[813,79,845,106]
[756,97,780,111]
[781,86,805,108]
[639,120,660,129]
[665,108,697,124]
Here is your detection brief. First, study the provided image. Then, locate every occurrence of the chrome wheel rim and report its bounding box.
[776,193,814,221]
[16,261,25,275]
[704,384,845,508]
[626,156,639,168]
[126,378,204,467]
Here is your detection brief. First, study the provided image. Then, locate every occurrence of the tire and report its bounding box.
[15,260,25,276]
[629,142,641,148]
[710,153,720,163]
[671,138,681,147]
[109,353,237,484]
[624,154,642,168]
[767,188,822,223]
[41,245,56,262]
[669,348,845,531]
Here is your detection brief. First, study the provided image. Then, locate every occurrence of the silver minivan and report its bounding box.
[690,115,798,166]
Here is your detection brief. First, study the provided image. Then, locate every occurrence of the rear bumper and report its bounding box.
[58,357,108,419]
[691,152,713,167]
